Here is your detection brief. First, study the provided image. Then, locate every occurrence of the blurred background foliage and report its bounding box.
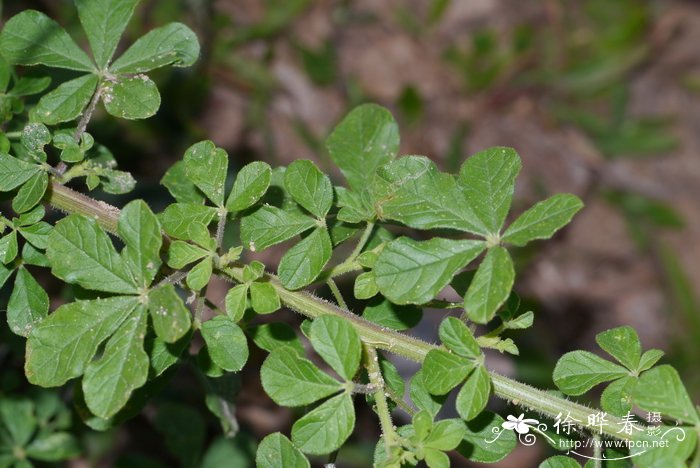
[1,0,700,466]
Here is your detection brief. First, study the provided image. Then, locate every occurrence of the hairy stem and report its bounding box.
[45,180,635,442]
[365,345,399,451]
[327,278,348,309]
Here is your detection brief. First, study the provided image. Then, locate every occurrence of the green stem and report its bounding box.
[327,278,349,309]
[45,180,635,442]
[365,345,399,451]
[322,221,374,280]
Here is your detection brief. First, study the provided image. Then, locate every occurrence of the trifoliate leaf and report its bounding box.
[464,246,515,324]
[553,351,628,396]
[110,22,200,73]
[250,323,304,355]
[103,74,161,120]
[502,194,583,246]
[326,103,399,191]
[224,284,248,322]
[284,160,333,218]
[0,153,40,191]
[595,326,641,371]
[24,432,81,462]
[375,237,484,305]
[439,317,480,359]
[119,200,162,287]
[75,0,139,69]
[309,315,361,381]
[261,347,342,407]
[11,170,48,213]
[633,365,699,424]
[373,156,483,234]
[422,349,473,395]
[183,140,228,207]
[291,393,355,455]
[249,281,281,314]
[256,433,310,468]
[83,307,149,418]
[32,74,99,124]
[160,203,217,239]
[362,298,422,330]
[240,205,316,252]
[7,267,48,337]
[0,10,94,71]
[226,161,272,211]
[167,240,209,269]
[25,296,138,386]
[200,316,249,372]
[148,284,191,343]
[278,227,332,289]
[457,147,521,236]
[47,215,137,294]
[456,366,491,421]
[161,161,204,204]
[186,257,213,290]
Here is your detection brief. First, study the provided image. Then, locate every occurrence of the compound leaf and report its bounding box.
[278,227,332,290]
[464,246,514,324]
[25,296,138,386]
[456,366,491,421]
[240,205,316,252]
[284,160,333,218]
[595,326,641,371]
[82,307,149,418]
[75,0,139,69]
[309,315,361,381]
[256,433,310,468]
[439,317,480,359]
[110,23,199,73]
[261,347,342,407]
[291,393,355,455]
[375,237,484,305]
[502,194,583,246]
[32,74,99,124]
[422,349,473,395]
[553,351,628,396]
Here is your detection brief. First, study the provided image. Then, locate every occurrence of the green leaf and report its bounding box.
[160,203,217,239]
[553,351,628,396]
[638,349,664,372]
[353,271,378,299]
[147,331,192,377]
[182,141,229,206]
[167,240,209,269]
[595,326,641,371]
[502,194,584,246]
[0,10,94,71]
[11,76,51,97]
[0,230,19,264]
[309,315,361,381]
[464,246,515,324]
[186,257,213,290]
[424,449,449,468]
[24,432,81,462]
[456,366,491,421]
[373,156,483,234]
[278,228,332,289]
[457,147,521,235]
[19,221,52,250]
[362,298,422,330]
[32,74,99,124]
[633,365,699,424]
[256,433,310,468]
[410,370,447,417]
[375,237,484,305]
[148,284,191,343]
[200,316,249,372]
[47,214,137,294]
[0,397,36,446]
[226,161,272,211]
[11,171,48,213]
[422,349,473,395]
[600,375,636,416]
[25,296,138,386]
[7,267,48,337]
[110,22,200,73]
[250,322,304,355]
[249,281,281,314]
[540,456,581,468]
[326,103,399,191]
[284,160,333,218]
[425,419,467,450]
[21,122,51,158]
[631,425,697,467]
[291,393,355,455]
[103,75,161,120]
[457,411,516,463]
[161,161,204,204]
[224,284,248,322]
[261,347,342,407]
[83,307,149,418]
[240,205,316,251]
[119,200,162,287]
[75,0,139,69]
[0,153,40,191]
[439,317,480,359]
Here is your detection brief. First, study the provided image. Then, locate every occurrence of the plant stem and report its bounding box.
[215,209,227,252]
[327,278,348,309]
[44,180,636,442]
[364,345,400,452]
[322,221,374,280]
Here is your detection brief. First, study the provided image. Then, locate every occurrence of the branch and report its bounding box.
[43,180,635,441]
